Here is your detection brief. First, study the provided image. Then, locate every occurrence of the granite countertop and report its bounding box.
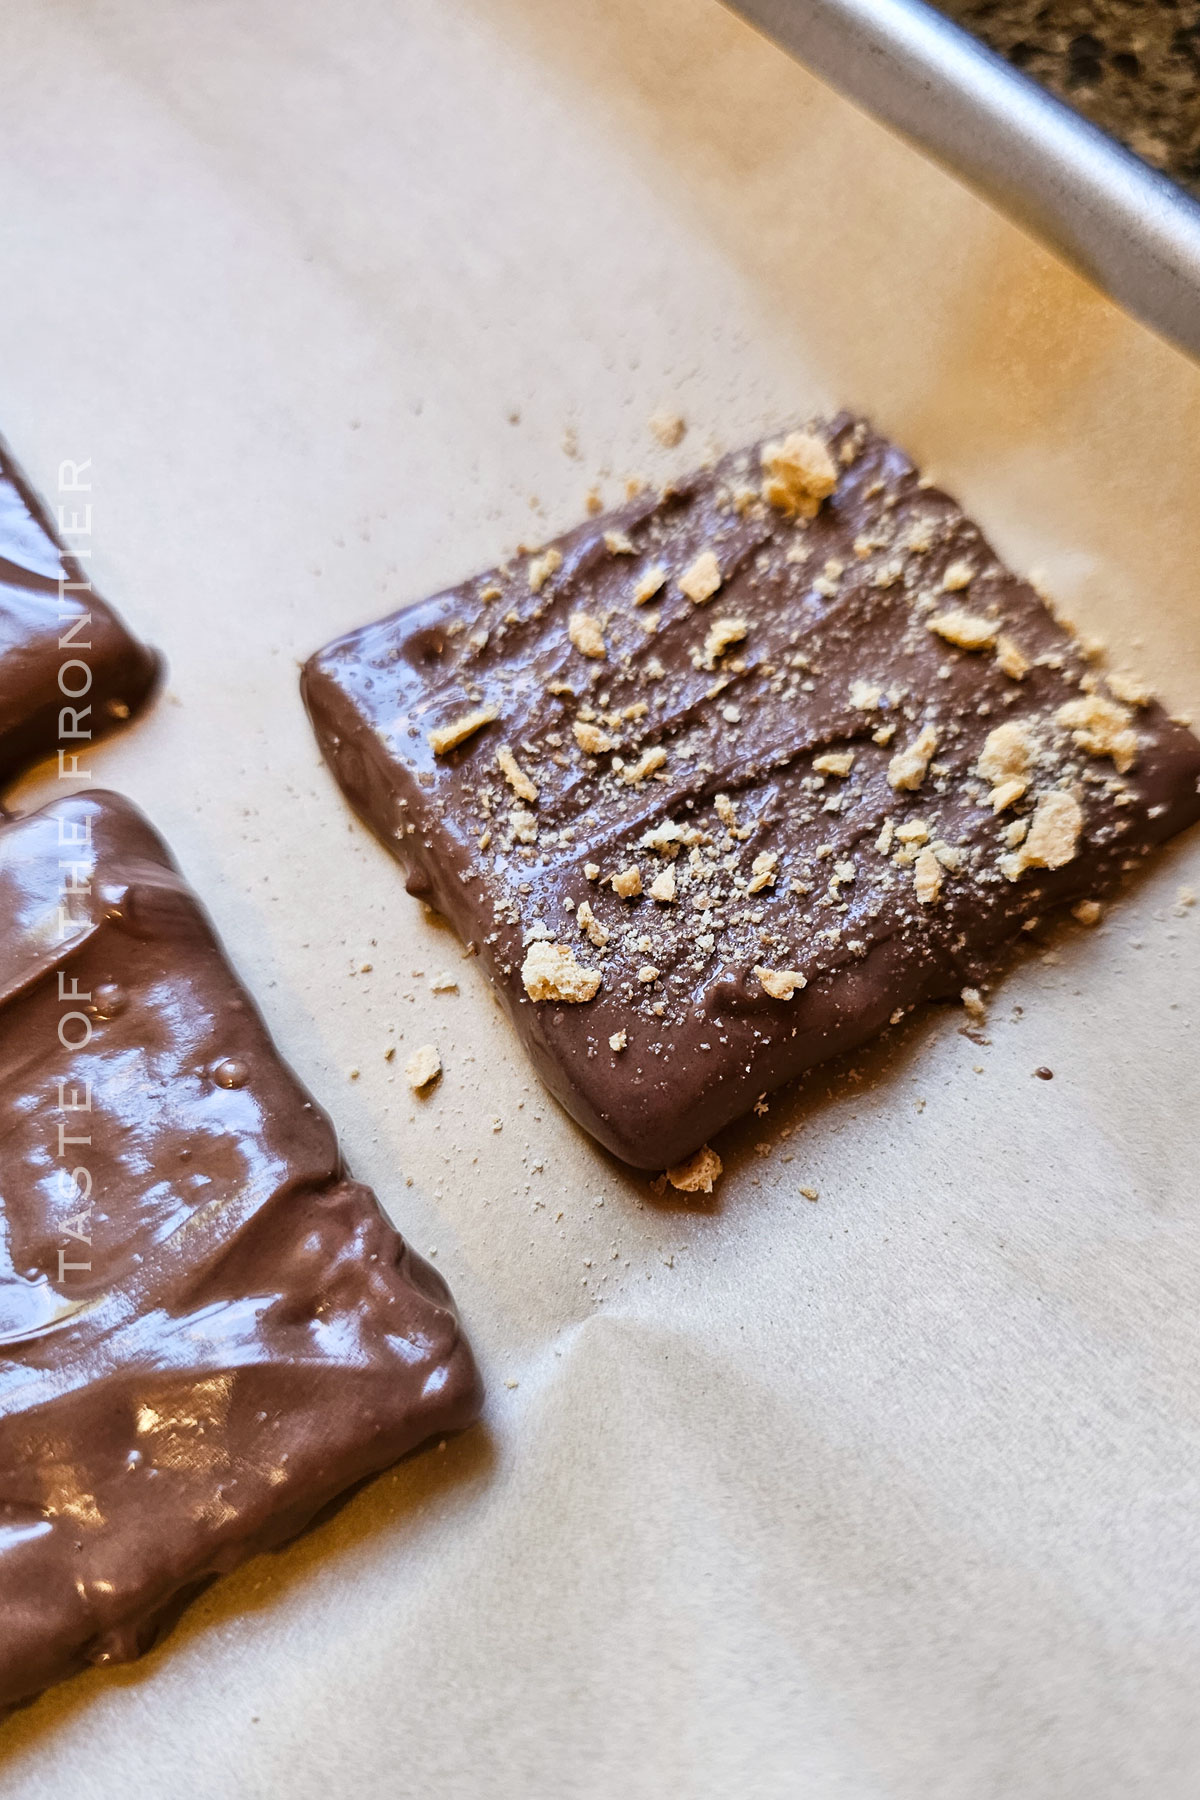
[938,0,1200,197]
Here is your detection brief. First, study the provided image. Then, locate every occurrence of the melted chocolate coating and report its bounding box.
[303,418,1200,1169]
[0,444,159,788]
[0,792,482,1714]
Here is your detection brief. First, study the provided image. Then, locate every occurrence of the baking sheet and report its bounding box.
[1,2,1200,1795]
[723,0,1200,365]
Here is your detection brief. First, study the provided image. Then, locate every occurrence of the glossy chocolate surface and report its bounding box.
[0,792,482,1714]
[0,445,158,788]
[303,418,1200,1169]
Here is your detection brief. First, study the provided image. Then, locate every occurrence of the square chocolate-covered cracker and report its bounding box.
[0,442,159,788]
[0,793,481,1712]
[303,418,1200,1171]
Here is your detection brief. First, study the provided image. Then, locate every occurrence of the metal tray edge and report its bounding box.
[723,0,1200,362]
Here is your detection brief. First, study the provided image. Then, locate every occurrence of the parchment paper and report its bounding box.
[1,3,1199,1795]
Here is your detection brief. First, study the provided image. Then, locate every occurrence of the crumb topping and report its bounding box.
[760,431,837,518]
[568,611,607,659]
[995,634,1029,680]
[428,707,498,756]
[928,610,997,651]
[574,719,614,754]
[576,900,608,947]
[1056,693,1138,773]
[497,745,538,802]
[1001,789,1083,879]
[527,547,562,593]
[941,559,975,592]
[667,1145,722,1192]
[702,616,749,668]
[678,550,723,604]
[913,847,943,904]
[633,564,667,606]
[813,750,854,777]
[521,941,601,1003]
[649,412,686,448]
[888,724,938,791]
[754,965,807,999]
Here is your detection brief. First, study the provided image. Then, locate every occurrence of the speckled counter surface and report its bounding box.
[939,0,1200,196]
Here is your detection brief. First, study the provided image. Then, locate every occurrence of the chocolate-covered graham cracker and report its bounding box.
[0,792,481,1713]
[302,417,1200,1171]
[0,443,158,787]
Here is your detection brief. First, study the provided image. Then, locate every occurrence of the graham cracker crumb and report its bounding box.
[760,431,837,518]
[714,793,738,828]
[1072,899,1102,926]
[667,1144,723,1193]
[703,616,749,668]
[574,719,614,755]
[927,610,997,652]
[428,707,498,756]
[888,724,938,791]
[679,550,722,605]
[649,412,686,448]
[430,971,458,992]
[941,559,975,592]
[995,634,1029,680]
[649,867,677,902]
[1056,694,1138,773]
[609,1029,628,1051]
[643,820,692,858]
[611,865,643,898]
[800,1185,819,1201]
[633,564,667,606]
[813,751,854,777]
[990,779,1027,813]
[576,899,609,947]
[568,610,607,659]
[913,847,943,904]
[584,862,601,881]
[497,745,538,802]
[961,986,987,1020]
[849,680,883,711]
[528,547,563,592]
[754,965,808,999]
[1107,670,1151,708]
[521,941,602,1003]
[1001,789,1083,879]
[637,964,659,984]
[604,530,636,556]
[978,721,1033,810]
[978,720,1033,783]
[405,1044,442,1090]
[748,851,778,893]
[622,746,667,785]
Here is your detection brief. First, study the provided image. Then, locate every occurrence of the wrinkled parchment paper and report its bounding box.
[1,3,1199,1795]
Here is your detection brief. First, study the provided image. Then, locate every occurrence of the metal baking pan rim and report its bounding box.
[722,0,1200,364]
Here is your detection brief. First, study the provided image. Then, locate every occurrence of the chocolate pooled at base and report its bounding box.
[302,417,1200,1171]
[0,442,159,789]
[0,792,482,1715]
